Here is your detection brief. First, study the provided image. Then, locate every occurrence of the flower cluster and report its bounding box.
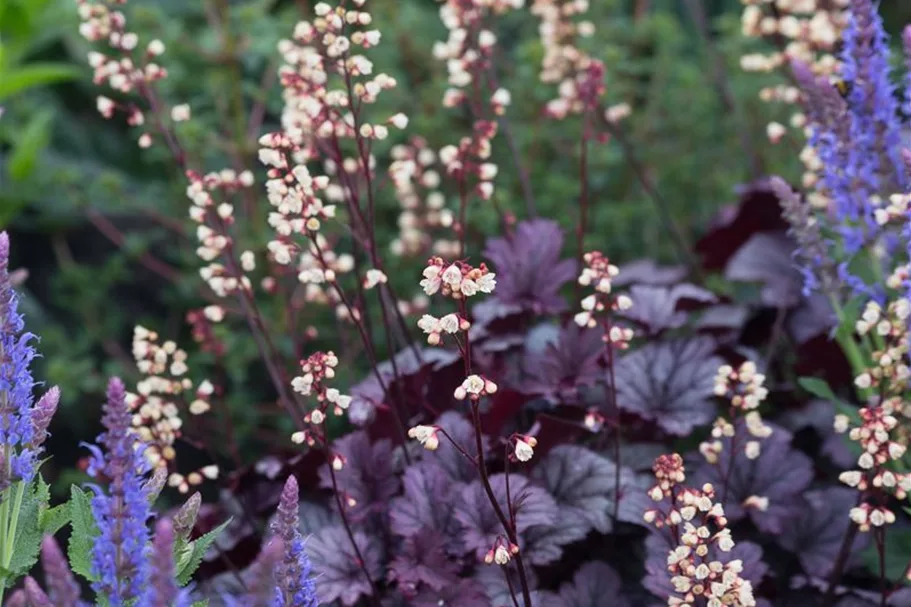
[836,396,910,531]
[129,326,218,493]
[417,312,471,345]
[438,121,501,203]
[290,351,351,445]
[420,257,496,299]
[187,169,256,298]
[574,251,634,348]
[388,138,458,258]
[739,0,848,148]
[531,0,619,122]
[701,362,772,465]
[852,301,911,395]
[453,374,499,402]
[644,455,756,607]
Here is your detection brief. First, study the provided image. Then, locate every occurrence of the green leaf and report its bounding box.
[8,110,53,181]
[3,480,47,587]
[67,485,99,582]
[797,376,837,402]
[175,518,232,586]
[0,63,80,100]
[39,504,70,537]
[191,601,210,607]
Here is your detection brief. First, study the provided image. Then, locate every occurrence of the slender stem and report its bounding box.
[470,405,533,606]
[822,494,862,606]
[4,481,25,566]
[876,526,886,607]
[324,448,381,607]
[576,120,590,304]
[602,315,621,524]
[502,564,522,607]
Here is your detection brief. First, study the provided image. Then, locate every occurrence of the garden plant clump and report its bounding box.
[6,0,911,604]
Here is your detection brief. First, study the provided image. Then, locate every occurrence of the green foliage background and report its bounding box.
[3,0,911,495]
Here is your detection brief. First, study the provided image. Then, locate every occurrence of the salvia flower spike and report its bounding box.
[87,377,153,606]
[272,475,318,607]
[40,535,85,607]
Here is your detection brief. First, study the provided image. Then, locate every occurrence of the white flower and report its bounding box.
[417,314,441,334]
[460,278,478,296]
[408,425,439,450]
[438,313,460,334]
[493,545,510,565]
[514,438,534,462]
[171,104,191,122]
[477,273,496,293]
[389,113,409,129]
[364,268,387,289]
[442,264,462,286]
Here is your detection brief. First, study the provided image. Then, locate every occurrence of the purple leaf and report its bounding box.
[389,528,461,595]
[412,579,491,607]
[348,347,461,425]
[614,259,687,287]
[319,431,400,524]
[621,283,718,334]
[483,219,577,315]
[691,422,814,534]
[426,411,489,484]
[455,474,558,558]
[522,516,590,566]
[778,486,869,577]
[531,445,628,534]
[614,337,721,436]
[521,324,604,404]
[306,526,383,606]
[725,232,802,308]
[389,462,463,553]
[559,562,629,607]
[786,293,836,344]
[474,563,544,607]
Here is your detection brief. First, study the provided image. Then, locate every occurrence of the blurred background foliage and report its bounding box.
[3,0,911,497]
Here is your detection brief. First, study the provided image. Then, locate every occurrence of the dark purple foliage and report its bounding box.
[725,231,802,308]
[483,219,577,315]
[614,259,688,287]
[389,462,463,553]
[424,411,489,484]
[454,474,558,559]
[778,399,855,468]
[388,528,461,595]
[306,526,383,606]
[557,561,629,607]
[778,486,869,578]
[411,579,490,607]
[614,337,721,435]
[521,324,604,404]
[620,283,718,334]
[691,422,814,534]
[319,431,400,523]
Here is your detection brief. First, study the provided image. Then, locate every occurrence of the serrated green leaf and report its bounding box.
[8,110,54,181]
[191,601,209,607]
[67,485,99,582]
[0,63,80,100]
[797,376,837,402]
[3,480,46,587]
[39,504,70,537]
[175,518,232,586]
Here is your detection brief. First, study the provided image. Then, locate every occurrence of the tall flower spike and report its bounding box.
[28,386,59,451]
[0,231,44,491]
[146,518,190,607]
[272,476,318,607]
[40,535,85,607]
[841,0,906,196]
[87,377,153,607]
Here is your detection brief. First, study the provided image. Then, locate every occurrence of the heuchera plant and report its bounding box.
[35,0,911,604]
